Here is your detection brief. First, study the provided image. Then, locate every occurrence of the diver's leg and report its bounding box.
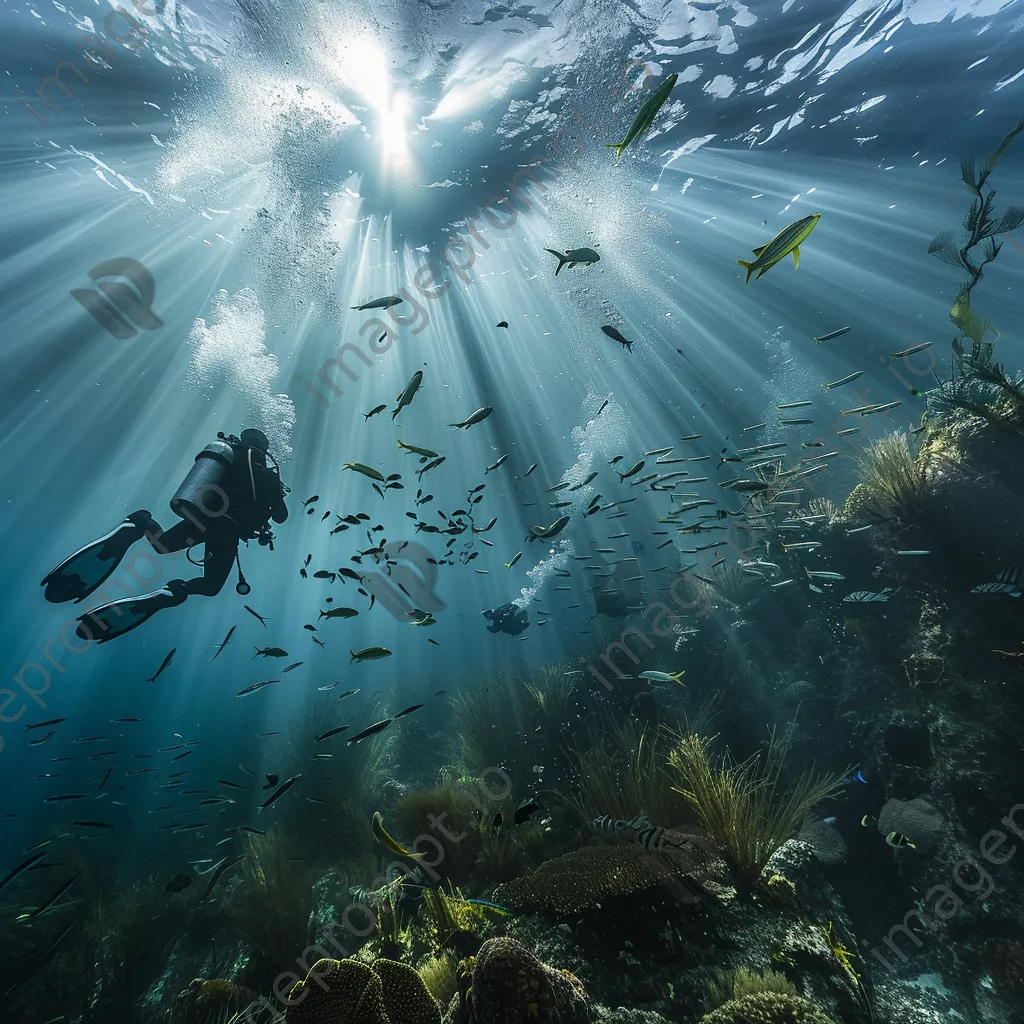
[182,533,236,597]
[146,519,200,554]
[41,509,160,604]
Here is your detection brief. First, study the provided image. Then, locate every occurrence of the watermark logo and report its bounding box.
[361,541,446,622]
[71,257,163,339]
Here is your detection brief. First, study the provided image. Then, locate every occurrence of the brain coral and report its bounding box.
[372,958,442,1024]
[470,937,587,1024]
[285,958,387,1024]
[698,992,838,1024]
[283,957,441,1024]
[492,841,714,915]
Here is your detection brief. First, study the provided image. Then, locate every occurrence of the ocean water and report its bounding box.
[2,0,1024,1021]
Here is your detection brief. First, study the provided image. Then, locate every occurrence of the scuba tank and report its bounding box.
[170,440,235,524]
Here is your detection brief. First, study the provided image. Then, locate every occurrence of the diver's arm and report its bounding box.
[271,481,288,524]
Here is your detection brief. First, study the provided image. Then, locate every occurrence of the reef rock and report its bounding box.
[697,992,838,1024]
[877,798,944,854]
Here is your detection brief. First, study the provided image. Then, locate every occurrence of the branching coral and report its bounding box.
[666,731,845,888]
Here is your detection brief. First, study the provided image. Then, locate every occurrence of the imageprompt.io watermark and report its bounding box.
[71,257,164,339]
[15,0,178,126]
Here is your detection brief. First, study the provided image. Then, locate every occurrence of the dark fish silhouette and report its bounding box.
[244,605,268,626]
[352,295,403,310]
[146,648,176,683]
[211,626,236,660]
[601,325,633,352]
[347,719,392,744]
[258,775,301,813]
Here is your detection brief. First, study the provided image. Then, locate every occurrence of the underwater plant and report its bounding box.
[928,114,1024,314]
[806,496,842,526]
[450,673,532,773]
[704,966,797,1010]
[474,827,528,883]
[227,830,315,976]
[392,782,483,885]
[563,718,693,826]
[851,430,929,522]
[705,559,757,606]
[417,885,505,954]
[524,662,582,742]
[666,730,845,888]
[279,696,390,863]
[926,116,1024,423]
[417,951,461,1008]
[86,877,192,1013]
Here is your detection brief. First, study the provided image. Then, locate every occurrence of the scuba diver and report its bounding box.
[482,602,529,637]
[41,429,288,643]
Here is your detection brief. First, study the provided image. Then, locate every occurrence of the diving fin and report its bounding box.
[75,579,188,643]
[41,511,156,604]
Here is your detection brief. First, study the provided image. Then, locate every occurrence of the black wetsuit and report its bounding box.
[483,602,529,636]
[137,443,288,597]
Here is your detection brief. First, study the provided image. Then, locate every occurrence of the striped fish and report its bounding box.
[971,582,1022,597]
[737,214,821,283]
[635,826,684,853]
[592,813,651,839]
[842,591,890,603]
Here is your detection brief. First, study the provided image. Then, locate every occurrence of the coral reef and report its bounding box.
[285,958,388,1024]
[470,937,588,1024]
[284,957,441,1024]
[493,841,717,917]
[373,958,443,1024]
[697,992,837,1024]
